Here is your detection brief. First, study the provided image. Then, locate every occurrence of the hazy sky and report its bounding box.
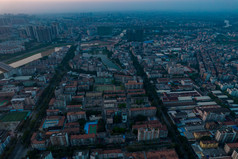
[0,0,238,14]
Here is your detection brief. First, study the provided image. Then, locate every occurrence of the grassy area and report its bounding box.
[5,48,54,64]
[2,43,71,64]
[0,100,8,106]
[0,111,29,122]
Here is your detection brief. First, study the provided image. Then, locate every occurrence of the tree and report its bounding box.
[78,118,86,125]
[134,115,147,122]
[135,99,144,105]
[118,103,126,109]
[200,136,212,141]
[97,119,105,132]
[26,149,39,159]
[133,129,138,135]
[113,114,122,124]
[112,127,126,134]
[86,110,101,118]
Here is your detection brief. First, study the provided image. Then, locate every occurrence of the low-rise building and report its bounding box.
[0,130,11,154]
[224,143,238,154]
[73,150,89,159]
[125,149,179,159]
[197,107,230,122]
[125,81,143,89]
[40,116,65,131]
[31,132,47,150]
[138,128,159,141]
[67,111,86,122]
[85,92,103,109]
[70,134,96,146]
[200,140,219,149]
[193,131,211,140]
[50,132,69,146]
[46,109,60,116]
[91,149,123,159]
[232,149,238,159]
[40,151,54,159]
[215,128,238,143]
[129,107,156,117]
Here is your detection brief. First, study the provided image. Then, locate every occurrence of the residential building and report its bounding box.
[224,143,238,154]
[67,111,86,122]
[129,107,156,117]
[138,128,159,141]
[90,149,124,159]
[215,128,238,143]
[0,130,11,154]
[31,132,47,150]
[50,132,69,146]
[70,134,96,146]
[200,140,219,149]
[232,149,238,159]
[73,150,89,159]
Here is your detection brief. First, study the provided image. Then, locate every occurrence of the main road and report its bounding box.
[8,45,77,159]
[129,47,197,159]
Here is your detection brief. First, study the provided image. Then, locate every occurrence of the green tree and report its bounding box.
[118,103,126,109]
[134,114,147,122]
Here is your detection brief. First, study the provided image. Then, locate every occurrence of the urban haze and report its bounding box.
[0,0,238,159]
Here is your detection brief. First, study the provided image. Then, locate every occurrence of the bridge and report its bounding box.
[0,62,14,72]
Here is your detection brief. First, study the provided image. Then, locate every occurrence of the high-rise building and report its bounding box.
[33,26,53,42]
[51,23,60,39]
[97,26,112,36]
[26,26,36,40]
[126,29,144,42]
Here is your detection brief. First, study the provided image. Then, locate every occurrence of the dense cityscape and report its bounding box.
[0,10,238,159]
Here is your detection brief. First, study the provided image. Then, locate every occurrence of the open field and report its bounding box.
[1,43,71,64]
[0,111,29,122]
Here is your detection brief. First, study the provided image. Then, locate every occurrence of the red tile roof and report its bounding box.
[31,132,45,144]
[226,142,238,149]
[71,134,95,140]
[67,111,85,116]
[130,107,156,111]
[146,149,179,159]
[46,109,59,112]
[99,149,122,154]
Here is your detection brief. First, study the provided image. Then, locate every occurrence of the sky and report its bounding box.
[0,0,238,14]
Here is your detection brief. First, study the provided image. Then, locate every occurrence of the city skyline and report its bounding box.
[1,0,238,14]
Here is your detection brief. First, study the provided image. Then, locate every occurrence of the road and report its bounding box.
[161,111,189,159]
[129,48,197,159]
[7,45,77,159]
[0,62,13,72]
[9,141,28,159]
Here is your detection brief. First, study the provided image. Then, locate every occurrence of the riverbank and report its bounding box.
[2,43,71,64]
